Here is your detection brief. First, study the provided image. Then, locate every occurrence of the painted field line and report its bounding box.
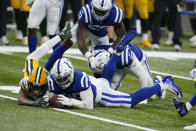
[64,54,193,81]
[0,94,158,131]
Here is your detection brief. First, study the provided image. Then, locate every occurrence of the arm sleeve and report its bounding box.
[71,87,94,109]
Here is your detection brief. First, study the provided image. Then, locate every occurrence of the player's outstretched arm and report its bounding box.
[76,20,88,55]
[18,88,34,106]
[110,23,126,51]
[56,88,94,109]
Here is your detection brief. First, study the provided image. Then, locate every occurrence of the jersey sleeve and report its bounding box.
[79,72,91,90]
[78,4,92,24]
[112,5,124,24]
[47,74,63,94]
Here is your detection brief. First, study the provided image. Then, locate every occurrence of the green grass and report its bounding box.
[0,51,196,131]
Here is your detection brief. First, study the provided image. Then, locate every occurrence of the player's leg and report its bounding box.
[151,0,166,50]
[136,0,152,48]
[47,0,64,50]
[123,0,134,31]
[130,83,161,108]
[101,30,136,84]
[131,75,182,108]
[111,69,126,90]
[28,0,47,53]
[128,53,150,88]
[99,80,132,108]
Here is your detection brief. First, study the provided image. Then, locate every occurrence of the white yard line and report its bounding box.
[0,94,157,131]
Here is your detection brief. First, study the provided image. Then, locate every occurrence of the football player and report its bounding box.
[89,42,157,98]
[18,23,73,107]
[48,30,182,109]
[173,68,196,130]
[115,0,152,48]
[76,0,126,69]
[85,41,162,103]
[27,0,64,53]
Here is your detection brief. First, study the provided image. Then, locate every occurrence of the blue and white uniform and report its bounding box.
[84,0,115,4]
[111,43,154,90]
[91,42,154,90]
[47,70,133,108]
[78,2,124,48]
[28,0,64,35]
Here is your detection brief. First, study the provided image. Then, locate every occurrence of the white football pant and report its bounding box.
[28,0,64,35]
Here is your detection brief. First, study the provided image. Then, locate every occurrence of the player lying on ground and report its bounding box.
[18,23,73,107]
[173,68,196,130]
[47,30,182,109]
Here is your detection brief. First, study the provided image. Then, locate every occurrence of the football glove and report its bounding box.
[26,0,33,6]
[58,22,72,40]
[33,97,49,108]
[85,51,97,69]
[57,94,72,107]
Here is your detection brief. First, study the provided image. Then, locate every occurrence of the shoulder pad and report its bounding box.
[78,4,92,24]
[113,5,124,23]
[19,77,29,92]
[80,72,91,89]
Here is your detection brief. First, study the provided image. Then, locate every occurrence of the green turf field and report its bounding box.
[0,30,196,131]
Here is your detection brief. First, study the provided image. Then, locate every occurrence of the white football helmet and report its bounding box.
[90,49,110,74]
[91,0,112,21]
[51,58,74,89]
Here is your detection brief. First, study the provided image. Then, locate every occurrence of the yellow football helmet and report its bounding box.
[27,66,48,99]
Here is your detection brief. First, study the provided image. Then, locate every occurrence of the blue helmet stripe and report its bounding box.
[57,59,61,75]
[101,0,104,7]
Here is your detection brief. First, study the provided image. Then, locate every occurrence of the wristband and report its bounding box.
[107,47,114,55]
[85,51,92,58]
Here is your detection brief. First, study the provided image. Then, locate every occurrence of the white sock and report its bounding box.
[186,102,192,111]
[142,33,148,41]
[167,31,173,41]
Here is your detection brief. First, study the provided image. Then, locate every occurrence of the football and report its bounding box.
[49,93,64,109]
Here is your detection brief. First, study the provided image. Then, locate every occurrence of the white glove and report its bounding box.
[26,0,33,6]
[85,51,97,69]
[190,68,196,81]
[90,50,110,74]
[57,94,72,106]
[42,93,54,102]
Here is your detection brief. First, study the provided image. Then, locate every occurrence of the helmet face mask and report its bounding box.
[28,82,47,98]
[52,58,74,89]
[27,66,48,99]
[92,0,112,21]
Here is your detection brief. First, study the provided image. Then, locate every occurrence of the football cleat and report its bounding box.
[116,30,136,53]
[142,40,152,48]
[173,97,188,117]
[162,76,182,99]
[59,22,72,40]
